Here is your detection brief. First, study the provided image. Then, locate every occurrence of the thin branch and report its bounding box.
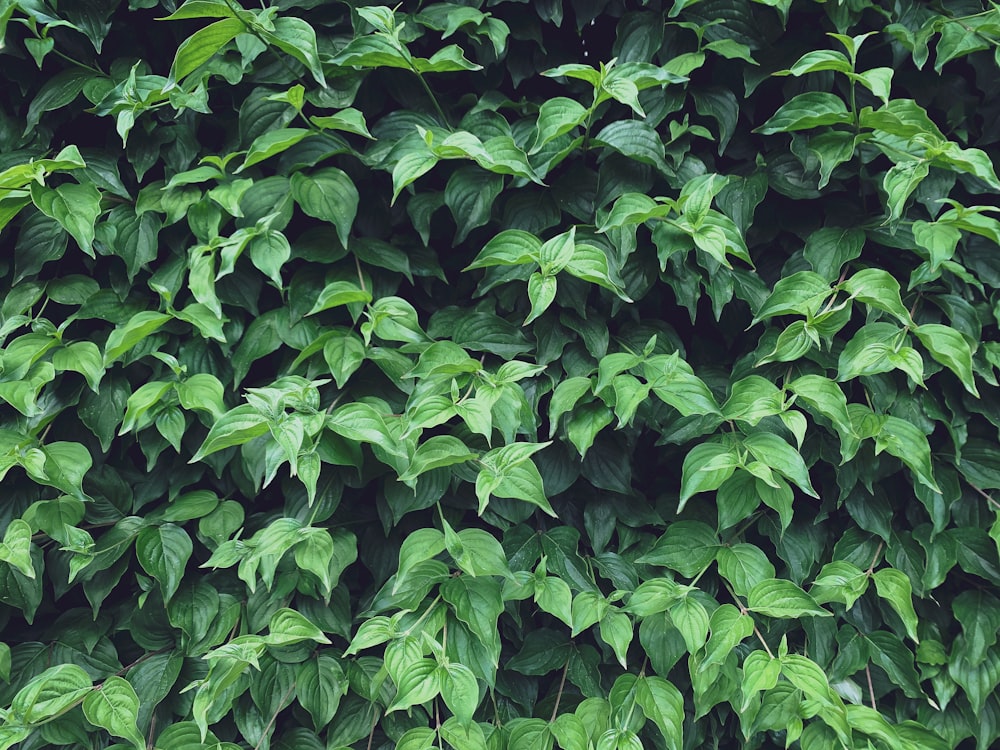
[865,663,877,711]
[865,540,885,575]
[970,482,1000,511]
[548,658,570,722]
[253,681,297,750]
[723,580,774,659]
[366,708,381,750]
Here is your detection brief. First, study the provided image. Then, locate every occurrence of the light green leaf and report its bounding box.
[748,579,831,618]
[634,676,683,750]
[30,181,101,255]
[239,127,314,171]
[913,323,978,396]
[439,662,479,726]
[104,311,172,365]
[872,568,919,644]
[82,676,145,750]
[0,519,35,578]
[756,92,851,134]
[678,442,740,512]
[717,544,775,597]
[190,404,270,461]
[267,608,331,645]
[291,168,359,248]
[135,523,192,603]
[387,658,441,713]
[170,17,245,80]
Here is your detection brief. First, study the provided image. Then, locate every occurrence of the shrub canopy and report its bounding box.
[1,0,1000,749]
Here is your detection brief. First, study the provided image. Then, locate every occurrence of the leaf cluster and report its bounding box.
[1,0,1000,749]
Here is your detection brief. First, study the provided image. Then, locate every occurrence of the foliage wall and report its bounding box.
[2,0,1000,748]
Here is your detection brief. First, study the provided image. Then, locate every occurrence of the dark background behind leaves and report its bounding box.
[1,0,1000,749]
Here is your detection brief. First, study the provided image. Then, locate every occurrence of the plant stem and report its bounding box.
[548,658,570,722]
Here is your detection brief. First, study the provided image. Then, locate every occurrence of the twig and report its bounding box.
[970,483,1000,511]
[548,658,570,722]
[722,580,774,659]
[365,708,380,750]
[865,663,876,711]
[865,541,885,575]
[253,681,297,750]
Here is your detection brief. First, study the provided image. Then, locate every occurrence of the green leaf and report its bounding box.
[392,147,439,204]
[52,341,104,392]
[525,272,557,325]
[592,120,669,173]
[872,568,919,644]
[669,594,709,653]
[297,655,346,731]
[450,528,510,578]
[477,458,555,517]
[532,97,588,154]
[103,311,172,365]
[465,230,541,270]
[170,17,245,81]
[291,168,359,248]
[30,181,101,255]
[399,436,478,486]
[863,631,923,698]
[10,664,92,724]
[717,544,775,597]
[883,160,929,224]
[387,658,441,713]
[307,281,372,314]
[756,93,851,134]
[913,323,978,396]
[191,404,270,461]
[633,676,683,750]
[810,561,870,609]
[239,127,314,171]
[638,521,719,578]
[267,608,331,645]
[743,432,818,498]
[0,519,36,578]
[874,415,940,493]
[599,608,633,668]
[261,16,327,87]
[678,442,740,511]
[779,48,851,75]
[644,353,721,418]
[841,268,912,325]
[565,402,614,458]
[135,523,192,603]
[82,676,145,750]
[747,579,831,618]
[439,662,479,726]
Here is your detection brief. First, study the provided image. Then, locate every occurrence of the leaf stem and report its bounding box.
[865,662,877,710]
[865,540,885,575]
[723,579,774,658]
[548,658,570,722]
[412,69,451,129]
[253,681,297,750]
[969,482,1000,511]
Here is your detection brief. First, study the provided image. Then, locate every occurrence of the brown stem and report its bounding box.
[548,658,570,722]
[970,483,1000,511]
[146,710,157,750]
[866,541,885,575]
[253,681,297,750]
[866,663,877,710]
[723,580,775,659]
[366,708,380,750]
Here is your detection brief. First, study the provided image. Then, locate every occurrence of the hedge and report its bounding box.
[1,0,1000,749]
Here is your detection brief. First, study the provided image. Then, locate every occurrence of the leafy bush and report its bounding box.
[2,0,1000,748]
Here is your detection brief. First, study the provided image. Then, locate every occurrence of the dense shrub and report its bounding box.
[1,0,1000,748]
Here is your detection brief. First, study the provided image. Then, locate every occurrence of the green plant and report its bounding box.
[1,0,1000,748]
